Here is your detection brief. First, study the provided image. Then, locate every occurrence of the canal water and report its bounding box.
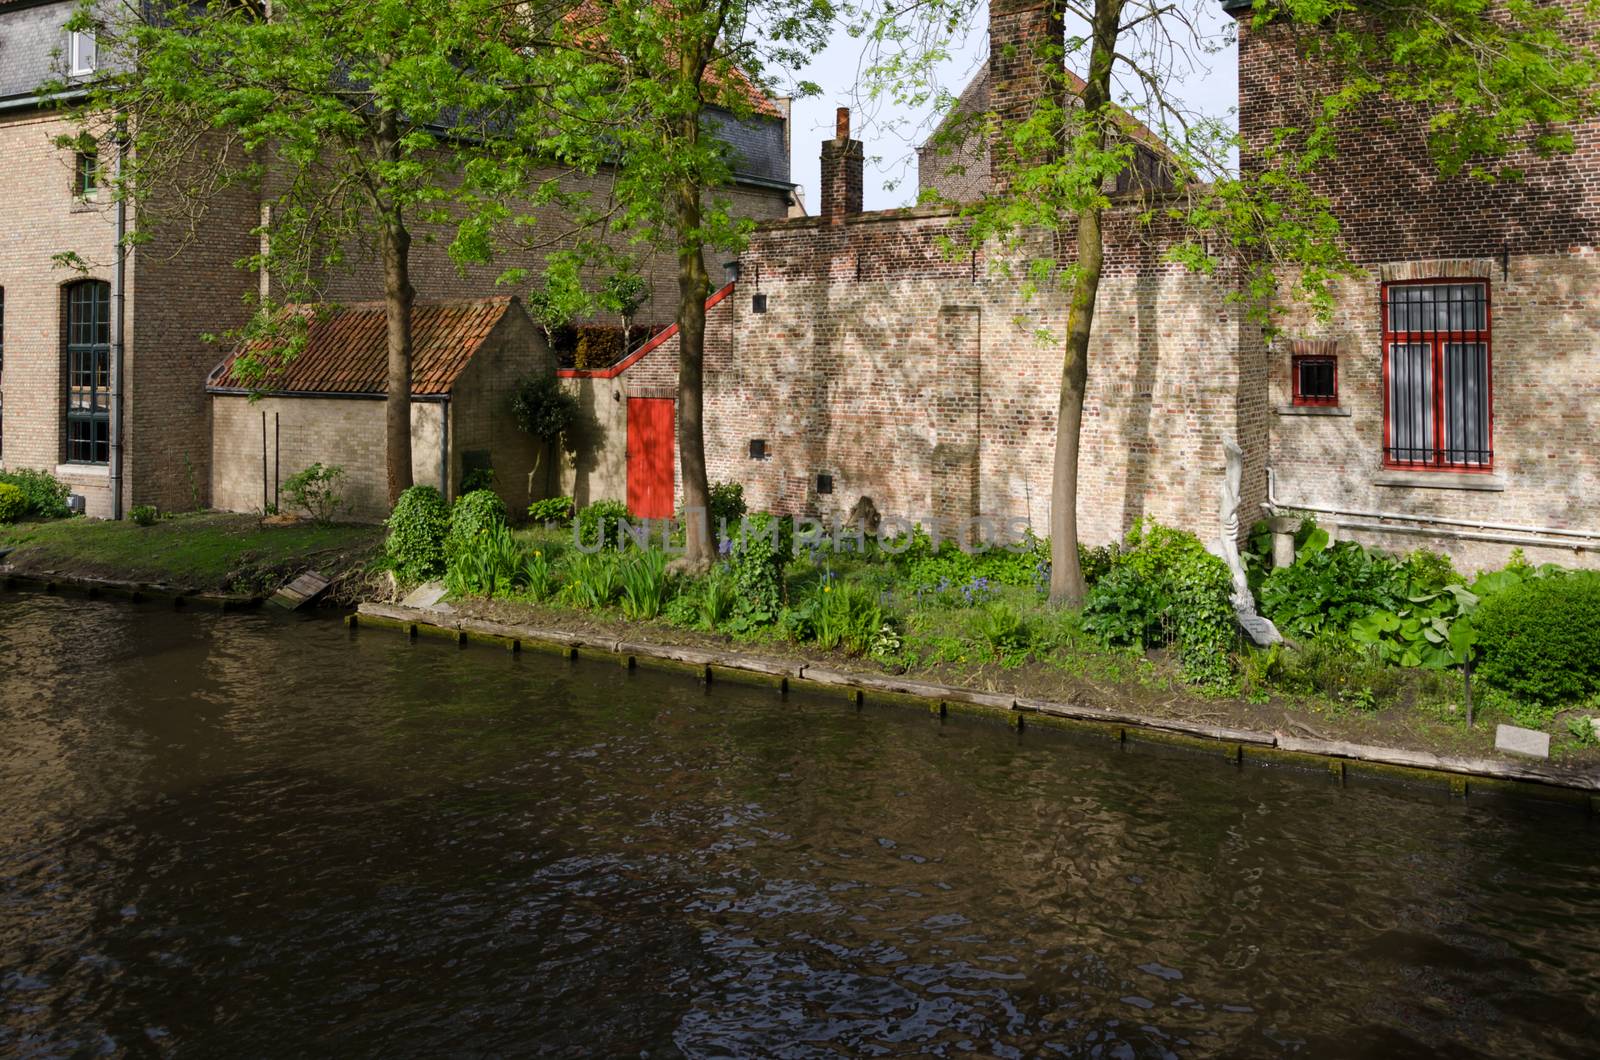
[1,591,1597,1057]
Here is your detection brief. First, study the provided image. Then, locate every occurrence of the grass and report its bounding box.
[0,512,382,591]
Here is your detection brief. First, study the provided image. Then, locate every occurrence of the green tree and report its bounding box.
[863,0,1597,606]
[56,0,543,507]
[491,0,833,572]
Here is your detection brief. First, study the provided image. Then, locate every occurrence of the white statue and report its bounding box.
[1218,437,1282,647]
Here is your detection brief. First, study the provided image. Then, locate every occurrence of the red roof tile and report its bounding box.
[208,298,518,397]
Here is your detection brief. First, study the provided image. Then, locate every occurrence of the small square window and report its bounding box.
[1292,356,1337,406]
[748,438,767,460]
[751,293,767,314]
[816,473,833,495]
[75,151,99,197]
[69,30,97,76]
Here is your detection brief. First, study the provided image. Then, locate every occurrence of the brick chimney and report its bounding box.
[819,106,864,222]
[988,0,1065,193]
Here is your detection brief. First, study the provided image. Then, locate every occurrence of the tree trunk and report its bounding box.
[674,140,714,573]
[1048,0,1122,608]
[376,118,415,508]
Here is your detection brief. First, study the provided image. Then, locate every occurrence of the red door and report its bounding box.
[626,397,675,518]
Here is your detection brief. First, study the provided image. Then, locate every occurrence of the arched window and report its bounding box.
[65,280,111,465]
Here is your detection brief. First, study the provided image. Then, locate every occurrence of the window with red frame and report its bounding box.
[1382,280,1491,469]
[1292,355,1338,406]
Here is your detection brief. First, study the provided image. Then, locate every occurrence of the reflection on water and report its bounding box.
[1,590,1597,1056]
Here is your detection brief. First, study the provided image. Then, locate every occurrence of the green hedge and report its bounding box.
[1472,572,1600,706]
[0,482,27,524]
[0,469,71,519]
[386,485,452,582]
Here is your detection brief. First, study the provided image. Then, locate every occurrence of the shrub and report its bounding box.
[969,602,1034,664]
[1258,528,1407,639]
[511,374,580,442]
[707,480,747,537]
[0,482,27,524]
[130,504,159,526]
[813,580,885,655]
[445,489,508,562]
[0,469,71,519]
[575,499,632,551]
[445,523,524,598]
[461,466,496,493]
[1472,572,1600,706]
[573,325,626,370]
[528,496,576,525]
[1083,519,1236,688]
[283,463,347,524]
[727,512,788,624]
[386,485,452,583]
[619,549,671,620]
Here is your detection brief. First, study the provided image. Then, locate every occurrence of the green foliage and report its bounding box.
[897,530,1052,599]
[561,550,623,609]
[384,485,451,583]
[575,499,632,551]
[969,602,1035,665]
[282,463,347,525]
[130,504,159,527]
[511,374,580,442]
[727,512,789,624]
[1472,572,1600,706]
[0,469,71,520]
[1258,529,1407,639]
[0,483,27,524]
[528,496,576,525]
[444,523,524,598]
[812,580,886,656]
[445,489,508,562]
[1083,520,1236,688]
[460,466,495,494]
[520,548,558,601]
[694,568,740,631]
[708,480,747,536]
[1566,715,1600,748]
[619,549,671,620]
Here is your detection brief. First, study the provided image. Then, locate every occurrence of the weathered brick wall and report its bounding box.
[445,307,551,514]
[210,394,445,522]
[617,203,1264,549]
[0,111,119,516]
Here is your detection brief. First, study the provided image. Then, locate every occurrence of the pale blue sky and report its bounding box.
[779,3,1240,211]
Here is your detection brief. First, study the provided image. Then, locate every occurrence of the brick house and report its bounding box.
[0,0,795,519]
[207,298,548,520]
[575,0,1598,571]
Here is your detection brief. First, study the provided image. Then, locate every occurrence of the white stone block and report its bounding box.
[1494,724,1550,760]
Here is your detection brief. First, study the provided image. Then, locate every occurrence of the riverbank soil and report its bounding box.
[449,595,1600,782]
[0,512,381,599]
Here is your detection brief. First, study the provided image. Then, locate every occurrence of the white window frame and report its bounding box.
[69,30,97,76]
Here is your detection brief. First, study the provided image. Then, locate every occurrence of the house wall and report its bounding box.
[210,395,445,522]
[1237,11,1600,571]
[444,307,552,515]
[616,204,1266,550]
[0,108,119,516]
[557,375,630,508]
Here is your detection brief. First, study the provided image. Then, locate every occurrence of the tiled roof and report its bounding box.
[208,298,518,397]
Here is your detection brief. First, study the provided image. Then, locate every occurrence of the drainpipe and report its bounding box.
[1265,468,1598,552]
[439,396,449,500]
[110,119,128,520]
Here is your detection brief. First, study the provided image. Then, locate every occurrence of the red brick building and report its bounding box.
[568,0,1598,570]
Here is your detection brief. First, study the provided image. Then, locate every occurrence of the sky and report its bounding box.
[778,2,1241,212]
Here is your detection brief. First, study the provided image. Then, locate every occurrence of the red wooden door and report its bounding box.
[626,397,675,518]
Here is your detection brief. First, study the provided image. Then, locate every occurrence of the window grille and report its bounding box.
[1381,281,1491,469]
[65,281,111,465]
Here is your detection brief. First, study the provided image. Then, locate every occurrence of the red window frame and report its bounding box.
[1380,279,1493,471]
[1291,355,1338,406]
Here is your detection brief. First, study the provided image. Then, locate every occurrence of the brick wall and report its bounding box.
[614,202,1265,549]
[211,394,446,521]
[445,306,551,514]
[0,111,119,516]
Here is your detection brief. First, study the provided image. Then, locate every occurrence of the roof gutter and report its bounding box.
[0,87,89,114]
[205,386,451,402]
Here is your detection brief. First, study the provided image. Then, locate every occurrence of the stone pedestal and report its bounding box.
[1267,516,1300,569]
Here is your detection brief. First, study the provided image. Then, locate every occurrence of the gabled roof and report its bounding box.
[208,297,523,397]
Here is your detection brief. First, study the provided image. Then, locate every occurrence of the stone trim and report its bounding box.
[1378,258,1494,282]
[1288,339,1338,357]
[1274,404,1351,417]
[1374,470,1507,491]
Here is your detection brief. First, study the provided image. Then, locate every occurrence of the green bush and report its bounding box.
[461,466,496,494]
[727,512,788,624]
[1258,527,1407,639]
[708,480,747,536]
[0,482,27,524]
[130,504,159,526]
[528,496,576,525]
[1472,572,1600,706]
[445,523,524,598]
[385,485,452,583]
[1083,519,1237,688]
[969,602,1035,664]
[282,462,347,524]
[813,579,886,656]
[445,489,508,562]
[511,374,580,441]
[0,469,71,519]
[575,499,631,551]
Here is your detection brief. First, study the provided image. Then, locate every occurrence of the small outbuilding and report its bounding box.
[207,297,551,521]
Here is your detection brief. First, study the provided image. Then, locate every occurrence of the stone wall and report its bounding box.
[211,394,446,522]
[445,308,552,515]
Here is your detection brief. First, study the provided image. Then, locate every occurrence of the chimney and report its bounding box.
[988,0,1065,193]
[819,106,864,223]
